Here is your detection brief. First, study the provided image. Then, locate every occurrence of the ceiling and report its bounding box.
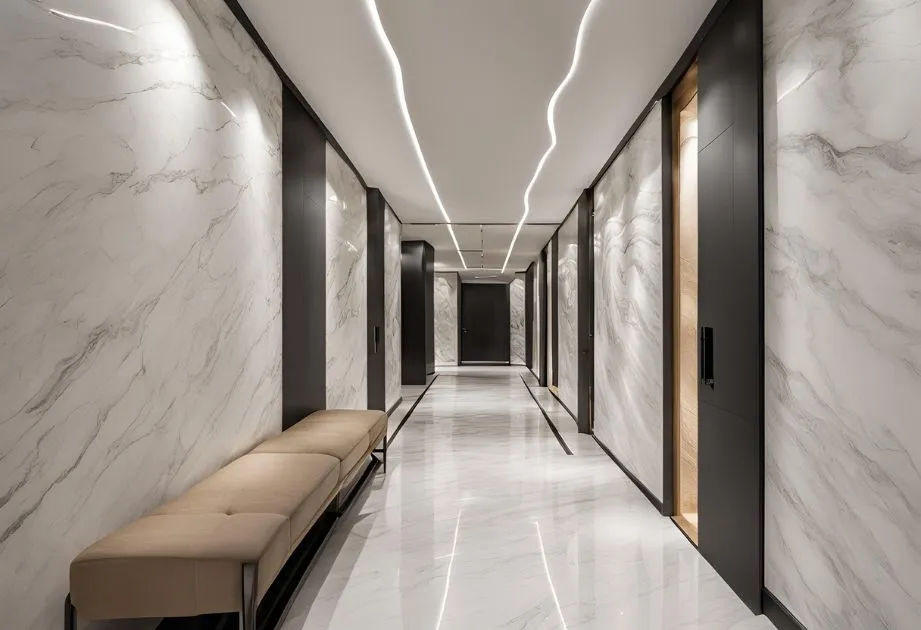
[239,0,717,272]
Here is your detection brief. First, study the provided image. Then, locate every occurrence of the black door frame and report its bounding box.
[459,282,512,365]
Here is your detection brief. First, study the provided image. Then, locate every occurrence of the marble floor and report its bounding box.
[280,366,776,630]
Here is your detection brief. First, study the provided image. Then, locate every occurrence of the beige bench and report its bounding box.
[66,410,388,630]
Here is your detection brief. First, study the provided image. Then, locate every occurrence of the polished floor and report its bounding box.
[280,367,776,630]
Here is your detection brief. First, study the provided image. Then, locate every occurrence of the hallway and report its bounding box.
[279,367,775,630]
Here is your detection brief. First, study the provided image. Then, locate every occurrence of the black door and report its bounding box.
[696,0,763,613]
[460,283,510,364]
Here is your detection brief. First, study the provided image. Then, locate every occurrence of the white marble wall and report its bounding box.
[0,2,282,628]
[384,205,402,409]
[557,211,579,412]
[510,277,527,365]
[434,273,458,365]
[326,144,367,409]
[593,103,664,500]
[764,1,921,628]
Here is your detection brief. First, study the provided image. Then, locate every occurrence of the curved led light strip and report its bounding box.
[501,0,602,273]
[365,0,467,269]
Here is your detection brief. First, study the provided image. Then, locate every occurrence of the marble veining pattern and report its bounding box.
[557,211,579,413]
[592,103,664,500]
[278,367,775,630]
[0,2,282,628]
[510,277,527,365]
[326,144,367,410]
[764,1,921,627]
[384,206,402,409]
[434,273,458,365]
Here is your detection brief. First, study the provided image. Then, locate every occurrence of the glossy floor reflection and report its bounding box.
[280,367,776,630]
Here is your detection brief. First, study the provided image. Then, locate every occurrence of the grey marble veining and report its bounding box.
[510,277,526,365]
[384,206,402,410]
[279,367,775,630]
[764,1,921,627]
[326,144,367,410]
[592,103,664,500]
[0,2,282,628]
[434,273,458,365]
[557,211,579,412]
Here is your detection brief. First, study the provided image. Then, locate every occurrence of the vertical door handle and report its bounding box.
[700,326,715,388]
[373,325,381,354]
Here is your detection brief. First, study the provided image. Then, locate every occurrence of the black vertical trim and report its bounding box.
[423,243,435,376]
[367,189,386,411]
[401,241,432,385]
[525,265,535,368]
[539,248,549,387]
[763,590,809,630]
[455,272,462,366]
[576,189,594,434]
[282,87,326,429]
[661,95,676,517]
[551,233,560,388]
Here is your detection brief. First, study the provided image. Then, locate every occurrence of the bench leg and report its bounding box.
[239,563,257,630]
[64,594,76,630]
[372,436,387,474]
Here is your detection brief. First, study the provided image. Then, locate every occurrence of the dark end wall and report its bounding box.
[282,86,326,429]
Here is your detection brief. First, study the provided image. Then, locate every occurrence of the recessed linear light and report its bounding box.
[364,0,467,270]
[48,8,135,34]
[501,0,602,273]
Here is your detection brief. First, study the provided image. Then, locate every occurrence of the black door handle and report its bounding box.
[700,326,715,388]
[373,325,380,354]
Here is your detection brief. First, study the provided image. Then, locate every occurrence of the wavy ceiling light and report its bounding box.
[501,0,602,273]
[365,0,467,269]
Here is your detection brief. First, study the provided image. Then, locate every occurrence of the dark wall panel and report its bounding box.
[460,283,511,364]
[577,190,594,434]
[282,87,326,429]
[367,189,386,411]
[551,234,559,388]
[402,241,434,385]
[539,249,549,387]
[525,266,535,369]
[696,0,764,613]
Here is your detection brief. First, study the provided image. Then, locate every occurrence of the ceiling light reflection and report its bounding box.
[535,522,569,630]
[501,0,602,273]
[48,8,135,34]
[364,0,467,269]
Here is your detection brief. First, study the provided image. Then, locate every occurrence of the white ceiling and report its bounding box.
[239,0,717,271]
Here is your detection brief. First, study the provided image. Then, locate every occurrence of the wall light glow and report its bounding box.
[48,8,135,34]
[220,101,238,119]
[364,0,467,269]
[501,0,602,273]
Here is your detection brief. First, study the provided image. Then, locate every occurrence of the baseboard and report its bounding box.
[592,435,664,513]
[763,589,808,630]
[386,397,403,417]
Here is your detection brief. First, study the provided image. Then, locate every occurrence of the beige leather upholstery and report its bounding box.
[253,424,370,482]
[69,409,387,624]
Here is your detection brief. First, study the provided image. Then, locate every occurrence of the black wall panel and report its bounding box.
[696,0,764,613]
[282,87,326,429]
[460,283,511,364]
[402,241,434,385]
[577,190,594,434]
[525,266,534,368]
[367,189,386,411]
[551,234,559,388]
[539,248,549,387]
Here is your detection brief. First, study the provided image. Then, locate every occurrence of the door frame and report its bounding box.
[458,282,512,366]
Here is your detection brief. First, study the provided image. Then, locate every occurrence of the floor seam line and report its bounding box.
[388,374,439,448]
[520,375,573,456]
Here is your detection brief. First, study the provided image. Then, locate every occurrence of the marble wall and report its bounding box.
[326,144,367,409]
[764,1,921,627]
[557,211,579,413]
[384,205,402,409]
[0,2,283,628]
[510,277,527,365]
[434,273,458,365]
[593,103,664,500]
